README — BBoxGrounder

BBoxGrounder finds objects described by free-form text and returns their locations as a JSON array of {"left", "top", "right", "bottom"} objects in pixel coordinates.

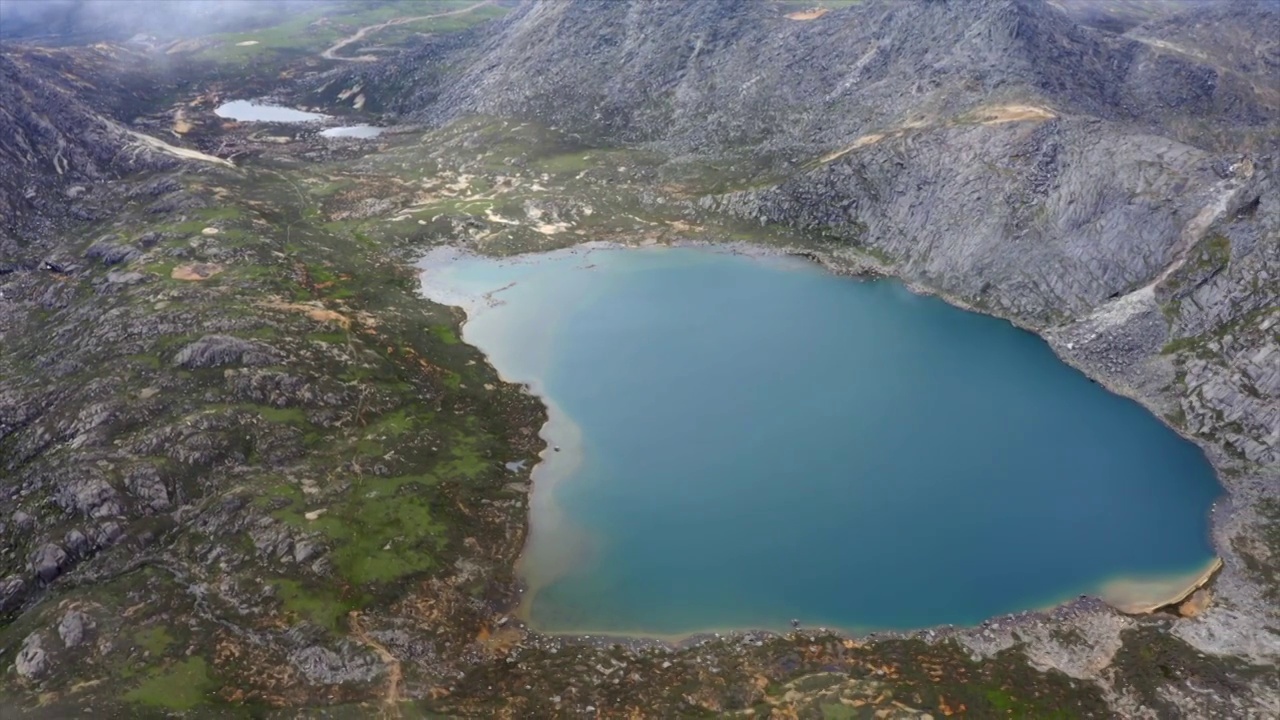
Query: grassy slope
[{"left": 192, "top": 0, "right": 505, "bottom": 67}]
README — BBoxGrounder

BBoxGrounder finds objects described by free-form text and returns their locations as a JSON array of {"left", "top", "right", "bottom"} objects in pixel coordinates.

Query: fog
[{"left": 0, "top": 0, "right": 341, "bottom": 41}]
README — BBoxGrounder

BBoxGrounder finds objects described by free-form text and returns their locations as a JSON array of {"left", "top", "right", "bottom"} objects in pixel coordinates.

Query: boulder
[
  {"left": 15, "top": 633, "right": 47, "bottom": 680},
  {"left": 125, "top": 465, "right": 170, "bottom": 511},
  {"left": 84, "top": 241, "right": 141, "bottom": 266},
  {"left": 289, "top": 643, "right": 383, "bottom": 685},
  {"left": 58, "top": 610, "right": 92, "bottom": 648},
  {"left": 173, "top": 335, "right": 278, "bottom": 369},
  {"left": 105, "top": 270, "right": 146, "bottom": 285},
  {"left": 52, "top": 471, "right": 119, "bottom": 518},
  {"left": 28, "top": 543, "right": 69, "bottom": 583},
  {"left": 0, "top": 575, "right": 27, "bottom": 613},
  {"left": 63, "top": 529, "right": 91, "bottom": 557}
]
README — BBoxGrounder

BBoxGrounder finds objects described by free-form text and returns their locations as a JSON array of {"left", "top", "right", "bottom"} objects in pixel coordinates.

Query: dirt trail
[
  {"left": 785, "top": 8, "right": 829, "bottom": 21},
  {"left": 974, "top": 104, "right": 1055, "bottom": 125},
  {"left": 349, "top": 611, "right": 403, "bottom": 717},
  {"left": 321, "top": 1, "right": 492, "bottom": 62},
  {"left": 124, "top": 128, "right": 235, "bottom": 168},
  {"left": 818, "top": 104, "right": 1055, "bottom": 165}
]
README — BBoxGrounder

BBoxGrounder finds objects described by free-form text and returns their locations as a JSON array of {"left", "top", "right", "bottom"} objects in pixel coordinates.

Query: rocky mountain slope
[
  {"left": 0, "top": 44, "right": 186, "bottom": 255},
  {"left": 386, "top": 0, "right": 1277, "bottom": 147},
  {"left": 349, "top": 0, "right": 1276, "bottom": 315}
]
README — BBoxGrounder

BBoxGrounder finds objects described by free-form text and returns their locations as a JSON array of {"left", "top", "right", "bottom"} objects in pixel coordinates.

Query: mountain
[
  {"left": 365, "top": 0, "right": 1276, "bottom": 146},
  {"left": 1, "top": 1, "right": 1277, "bottom": 717},
  {"left": 0, "top": 44, "right": 183, "bottom": 252},
  {"left": 327, "top": 0, "right": 1276, "bottom": 320}
]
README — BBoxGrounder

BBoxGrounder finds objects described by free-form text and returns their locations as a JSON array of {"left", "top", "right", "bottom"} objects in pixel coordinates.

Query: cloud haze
[{"left": 0, "top": 0, "right": 336, "bottom": 41}]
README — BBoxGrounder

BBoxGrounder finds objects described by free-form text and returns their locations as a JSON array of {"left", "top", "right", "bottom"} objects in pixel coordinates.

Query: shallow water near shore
[
  {"left": 319, "top": 125, "right": 385, "bottom": 139},
  {"left": 214, "top": 99, "right": 328, "bottom": 123},
  {"left": 419, "top": 245, "right": 1220, "bottom": 636}
]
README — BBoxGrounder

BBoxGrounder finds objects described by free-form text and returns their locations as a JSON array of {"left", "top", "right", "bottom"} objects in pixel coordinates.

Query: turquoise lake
[{"left": 419, "top": 246, "right": 1221, "bottom": 636}]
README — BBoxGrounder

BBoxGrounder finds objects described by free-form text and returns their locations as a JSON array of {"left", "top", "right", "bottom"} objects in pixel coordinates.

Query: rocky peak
[
  {"left": 326, "top": 0, "right": 1272, "bottom": 156},
  {"left": 0, "top": 45, "right": 179, "bottom": 247}
]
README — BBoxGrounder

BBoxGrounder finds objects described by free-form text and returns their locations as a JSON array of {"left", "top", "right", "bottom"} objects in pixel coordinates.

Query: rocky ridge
[{"left": 0, "top": 43, "right": 197, "bottom": 255}]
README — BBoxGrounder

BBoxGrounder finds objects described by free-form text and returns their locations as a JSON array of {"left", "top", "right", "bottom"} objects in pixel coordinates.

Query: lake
[{"left": 418, "top": 245, "right": 1220, "bottom": 637}]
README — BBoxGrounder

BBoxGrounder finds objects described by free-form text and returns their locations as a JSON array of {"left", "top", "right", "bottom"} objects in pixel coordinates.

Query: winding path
[
  {"left": 321, "top": 1, "right": 492, "bottom": 62},
  {"left": 348, "top": 611, "right": 404, "bottom": 716}
]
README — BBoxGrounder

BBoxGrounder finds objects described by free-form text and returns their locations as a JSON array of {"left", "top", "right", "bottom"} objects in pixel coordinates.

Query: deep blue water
[{"left": 420, "top": 246, "right": 1220, "bottom": 636}]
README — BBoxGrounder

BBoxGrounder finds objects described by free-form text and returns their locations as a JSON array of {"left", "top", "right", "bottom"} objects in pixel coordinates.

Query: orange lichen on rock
[
  {"left": 171, "top": 263, "right": 224, "bottom": 280},
  {"left": 260, "top": 298, "right": 353, "bottom": 328}
]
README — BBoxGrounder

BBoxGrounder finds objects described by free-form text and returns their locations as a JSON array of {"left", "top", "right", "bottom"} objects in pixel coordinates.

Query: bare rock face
[
  {"left": 0, "top": 46, "right": 176, "bottom": 243},
  {"left": 57, "top": 610, "right": 92, "bottom": 648},
  {"left": 52, "top": 469, "right": 121, "bottom": 518},
  {"left": 15, "top": 633, "right": 48, "bottom": 680},
  {"left": 368, "top": 0, "right": 1276, "bottom": 151},
  {"left": 712, "top": 122, "right": 1229, "bottom": 321},
  {"left": 28, "top": 543, "right": 70, "bottom": 584},
  {"left": 289, "top": 643, "right": 384, "bottom": 685},
  {"left": 0, "top": 575, "right": 27, "bottom": 613},
  {"left": 331, "top": 0, "right": 1277, "bottom": 330},
  {"left": 124, "top": 465, "right": 171, "bottom": 512},
  {"left": 173, "top": 335, "right": 280, "bottom": 369}
]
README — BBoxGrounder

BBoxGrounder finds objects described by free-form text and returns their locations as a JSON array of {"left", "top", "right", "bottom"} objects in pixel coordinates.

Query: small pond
[
  {"left": 214, "top": 99, "right": 328, "bottom": 123},
  {"left": 319, "top": 125, "right": 385, "bottom": 139}
]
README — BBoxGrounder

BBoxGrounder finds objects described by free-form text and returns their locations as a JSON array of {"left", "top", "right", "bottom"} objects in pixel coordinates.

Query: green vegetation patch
[
  {"left": 194, "top": 0, "right": 509, "bottom": 67},
  {"left": 431, "top": 325, "right": 461, "bottom": 345},
  {"left": 1161, "top": 335, "right": 1201, "bottom": 355},
  {"left": 253, "top": 405, "right": 309, "bottom": 425},
  {"left": 133, "top": 626, "right": 175, "bottom": 656},
  {"left": 819, "top": 703, "right": 857, "bottom": 720},
  {"left": 535, "top": 151, "right": 597, "bottom": 175},
  {"left": 309, "top": 331, "right": 351, "bottom": 344},
  {"left": 273, "top": 472, "right": 446, "bottom": 585},
  {"left": 439, "top": 430, "right": 495, "bottom": 481},
  {"left": 170, "top": 206, "right": 247, "bottom": 235},
  {"left": 272, "top": 578, "right": 364, "bottom": 632},
  {"left": 363, "top": 407, "right": 425, "bottom": 439},
  {"left": 1199, "top": 232, "right": 1231, "bottom": 268},
  {"left": 123, "top": 657, "right": 216, "bottom": 710}
]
